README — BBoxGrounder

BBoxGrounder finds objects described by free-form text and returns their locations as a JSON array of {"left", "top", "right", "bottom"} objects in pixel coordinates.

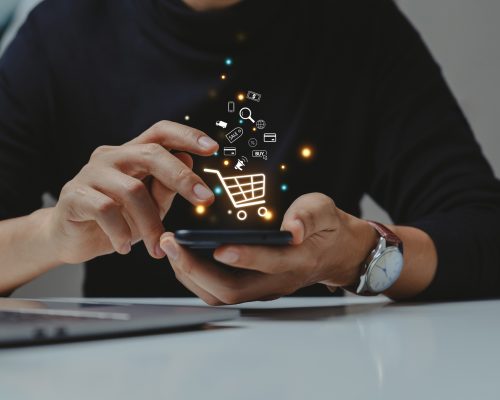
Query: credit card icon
[
  {"left": 263, "top": 133, "right": 277, "bottom": 143},
  {"left": 224, "top": 147, "right": 236, "bottom": 156},
  {"left": 226, "top": 127, "right": 244, "bottom": 143}
]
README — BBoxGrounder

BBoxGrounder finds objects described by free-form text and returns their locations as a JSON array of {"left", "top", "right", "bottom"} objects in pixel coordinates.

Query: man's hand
[
  {"left": 159, "top": 193, "right": 378, "bottom": 305},
  {"left": 45, "top": 121, "right": 218, "bottom": 265}
]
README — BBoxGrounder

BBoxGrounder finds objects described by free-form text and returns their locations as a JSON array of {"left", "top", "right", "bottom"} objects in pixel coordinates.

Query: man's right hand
[{"left": 45, "top": 121, "right": 218, "bottom": 265}]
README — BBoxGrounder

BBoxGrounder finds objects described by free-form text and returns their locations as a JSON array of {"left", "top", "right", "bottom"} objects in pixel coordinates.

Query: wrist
[
  {"left": 344, "top": 215, "right": 379, "bottom": 286},
  {"left": 27, "top": 208, "right": 64, "bottom": 272},
  {"left": 0, "top": 208, "right": 63, "bottom": 294}
]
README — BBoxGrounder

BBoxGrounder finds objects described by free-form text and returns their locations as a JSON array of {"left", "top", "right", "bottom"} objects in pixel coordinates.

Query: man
[{"left": 0, "top": 0, "right": 499, "bottom": 303}]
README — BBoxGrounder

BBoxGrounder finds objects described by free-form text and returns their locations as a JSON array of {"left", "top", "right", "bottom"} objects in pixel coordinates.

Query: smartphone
[{"left": 175, "top": 230, "right": 293, "bottom": 249}]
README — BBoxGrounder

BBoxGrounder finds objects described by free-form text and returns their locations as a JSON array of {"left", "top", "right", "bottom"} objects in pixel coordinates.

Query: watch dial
[{"left": 367, "top": 248, "right": 404, "bottom": 293}]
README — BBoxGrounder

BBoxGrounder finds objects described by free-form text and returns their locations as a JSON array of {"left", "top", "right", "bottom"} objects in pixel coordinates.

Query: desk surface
[{"left": 1, "top": 297, "right": 499, "bottom": 400}]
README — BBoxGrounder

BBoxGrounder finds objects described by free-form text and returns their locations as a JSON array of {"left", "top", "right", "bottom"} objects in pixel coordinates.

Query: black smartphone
[{"left": 175, "top": 230, "right": 293, "bottom": 249}]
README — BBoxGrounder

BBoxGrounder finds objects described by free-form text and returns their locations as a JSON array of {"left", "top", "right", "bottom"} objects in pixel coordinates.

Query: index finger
[{"left": 127, "top": 120, "right": 218, "bottom": 156}]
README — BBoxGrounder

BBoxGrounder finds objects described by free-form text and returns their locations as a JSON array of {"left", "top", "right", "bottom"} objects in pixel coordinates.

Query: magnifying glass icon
[{"left": 239, "top": 107, "right": 256, "bottom": 123}]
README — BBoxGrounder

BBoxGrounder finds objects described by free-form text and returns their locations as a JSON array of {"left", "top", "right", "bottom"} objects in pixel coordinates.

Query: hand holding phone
[{"left": 163, "top": 193, "right": 358, "bottom": 306}]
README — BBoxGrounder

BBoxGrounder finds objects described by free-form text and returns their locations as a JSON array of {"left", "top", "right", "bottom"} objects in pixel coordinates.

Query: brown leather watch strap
[{"left": 367, "top": 221, "right": 403, "bottom": 250}]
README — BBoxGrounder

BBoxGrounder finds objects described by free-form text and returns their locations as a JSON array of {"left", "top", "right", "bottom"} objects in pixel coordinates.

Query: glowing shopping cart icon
[{"left": 204, "top": 168, "right": 268, "bottom": 221}]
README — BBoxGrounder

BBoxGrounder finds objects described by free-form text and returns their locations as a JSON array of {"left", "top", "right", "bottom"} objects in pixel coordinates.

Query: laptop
[{"left": 0, "top": 298, "right": 239, "bottom": 346}]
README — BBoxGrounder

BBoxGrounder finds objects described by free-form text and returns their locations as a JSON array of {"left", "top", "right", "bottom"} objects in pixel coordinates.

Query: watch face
[{"left": 367, "top": 247, "right": 404, "bottom": 293}]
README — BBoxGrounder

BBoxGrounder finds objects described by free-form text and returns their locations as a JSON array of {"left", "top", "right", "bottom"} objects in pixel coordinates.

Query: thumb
[{"left": 281, "top": 193, "right": 338, "bottom": 245}]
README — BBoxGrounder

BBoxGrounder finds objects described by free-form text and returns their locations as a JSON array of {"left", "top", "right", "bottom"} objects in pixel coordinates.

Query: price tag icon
[{"left": 226, "top": 127, "right": 244, "bottom": 143}]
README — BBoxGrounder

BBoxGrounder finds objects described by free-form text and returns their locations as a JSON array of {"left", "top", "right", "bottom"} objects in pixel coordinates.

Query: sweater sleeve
[
  {"left": 367, "top": 1, "right": 500, "bottom": 300},
  {"left": 0, "top": 11, "right": 53, "bottom": 220}
]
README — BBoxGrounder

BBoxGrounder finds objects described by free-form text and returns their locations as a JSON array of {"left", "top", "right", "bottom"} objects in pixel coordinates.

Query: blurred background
[{"left": 3, "top": 0, "right": 499, "bottom": 298}]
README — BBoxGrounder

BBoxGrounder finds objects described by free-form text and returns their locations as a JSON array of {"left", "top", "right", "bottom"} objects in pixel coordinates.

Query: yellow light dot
[
  {"left": 184, "top": 115, "right": 190, "bottom": 121},
  {"left": 237, "top": 93, "right": 245, "bottom": 101},
  {"left": 227, "top": 210, "right": 233, "bottom": 215},
  {"left": 301, "top": 147, "right": 313, "bottom": 159},
  {"left": 195, "top": 205, "right": 206, "bottom": 215},
  {"left": 221, "top": 74, "right": 227, "bottom": 80},
  {"left": 264, "top": 211, "right": 274, "bottom": 221},
  {"left": 252, "top": 127, "right": 257, "bottom": 132},
  {"left": 223, "top": 159, "right": 230, "bottom": 166},
  {"left": 280, "top": 164, "right": 287, "bottom": 171}
]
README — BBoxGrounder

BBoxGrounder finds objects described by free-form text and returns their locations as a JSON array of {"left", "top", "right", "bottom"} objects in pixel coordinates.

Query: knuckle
[
  {"left": 152, "top": 120, "right": 170, "bottom": 133},
  {"left": 175, "top": 166, "right": 196, "bottom": 184},
  {"left": 141, "top": 142, "right": 164, "bottom": 157},
  {"left": 61, "top": 183, "right": 87, "bottom": 203},
  {"left": 90, "top": 145, "right": 113, "bottom": 160},
  {"left": 95, "top": 198, "right": 118, "bottom": 215},
  {"left": 59, "top": 185, "right": 86, "bottom": 219},
  {"left": 315, "top": 192, "right": 336, "bottom": 208},
  {"left": 181, "top": 125, "right": 200, "bottom": 141},
  {"left": 148, "top": 120, "right": 173, "bottom": 140},
  {"left": 123, "top": 179, "right": 147, "bottom": 197},
  {"left": 60, "top": 181, "right": 75, "bottom": 197}
]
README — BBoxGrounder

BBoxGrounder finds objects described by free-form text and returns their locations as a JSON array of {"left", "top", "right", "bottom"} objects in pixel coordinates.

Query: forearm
[
  {"left": 383, "top": 225, "right": 437, "bottom": 300},
  {"left": 0, "top": 208, "right": 61, "bottom": 295}
]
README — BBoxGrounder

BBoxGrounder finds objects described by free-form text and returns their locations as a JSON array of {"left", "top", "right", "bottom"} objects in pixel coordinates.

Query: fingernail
[
  {"left": 193, "top": 183, "right": 213, "bottom": 200},
  {"left": 155, "top": 243, "right": 166, "bottom": 258},
  {"left": 161, "top": 239, "right": 179, "bottom": 261},
  {"left": 216, "top": 249, "right": 240, "bottom": 264},
  {"left": 198, "top": 136, "right": 217, "bottom": 150}
]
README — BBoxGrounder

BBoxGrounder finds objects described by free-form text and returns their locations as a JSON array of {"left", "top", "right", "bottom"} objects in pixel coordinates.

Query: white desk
[{"left": 1, "top": 297, "right": 499, "bottom": 400}]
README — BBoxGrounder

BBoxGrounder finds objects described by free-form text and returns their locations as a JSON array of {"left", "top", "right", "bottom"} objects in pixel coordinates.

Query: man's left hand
[{"left": 160, "top": 193, "right": 378, "bottom": 305}]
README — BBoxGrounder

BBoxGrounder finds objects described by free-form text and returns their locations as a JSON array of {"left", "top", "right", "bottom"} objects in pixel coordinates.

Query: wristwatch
[{"left": 352, "top": 221, "right": 404, "bottom": 295}]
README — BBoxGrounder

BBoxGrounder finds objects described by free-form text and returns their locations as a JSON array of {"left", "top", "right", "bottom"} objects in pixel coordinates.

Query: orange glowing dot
[
  {"left": 252, "top": 127, "right": 257, "bottom": 132},
  {"left": 221, "top": 74, "right": 227, "bottom": 80},
  {"left": 264, "top": 211, "right": 274, "bottom": 221},
  {"left": 237, "top": 93, "right": 245, "bottom": 101},
  {"left": 301, "top": 147, "right": 313, "bottom": 159},
  {"left": 223, "top": 159, "right": 230, "bottom": 166},
  {"left": 280, "top": 164, "right": 287, "bottom": 171},
  {"left": 195, "top": 205, "right": 206, "bottom": 215}
]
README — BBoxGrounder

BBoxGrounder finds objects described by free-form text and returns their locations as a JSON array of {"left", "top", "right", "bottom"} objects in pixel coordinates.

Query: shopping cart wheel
[
  {"left": 258, "top": 207, "right": 268, "bottom": 217},
  {"left": 237, "top": 210, "right": 248, "bottom": 221}
]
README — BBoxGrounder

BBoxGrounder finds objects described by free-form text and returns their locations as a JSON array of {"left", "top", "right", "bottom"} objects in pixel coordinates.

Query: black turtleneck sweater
[{"left": 0, "top": 0, "right": 499, "bottom": 300}]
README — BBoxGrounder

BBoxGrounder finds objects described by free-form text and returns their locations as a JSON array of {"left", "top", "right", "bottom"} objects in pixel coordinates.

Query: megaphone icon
[{"left": 234, "top": 156, "right": 248, "bottom": 171}]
